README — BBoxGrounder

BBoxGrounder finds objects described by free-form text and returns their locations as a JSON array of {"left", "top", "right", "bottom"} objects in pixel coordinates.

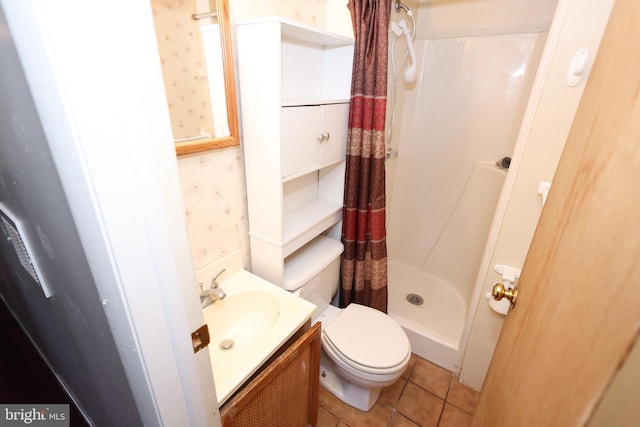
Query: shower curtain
[{"left": 340, "top": 0, "right": 391, "bottom": 313}]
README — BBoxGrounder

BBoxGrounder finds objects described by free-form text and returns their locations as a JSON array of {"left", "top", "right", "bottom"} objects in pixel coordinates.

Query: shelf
[
  {"left": 282, "top": 157, "right": 345, "bottom": 183},
  {"left": 283, "top": 198, "right": 342, "bottom": 257},
  {"left": 237, "top": 16, "right": 351, "bottom": 287},
  {"left": 282, "top": 98, "right": 350, "bottom": 107},
  {"left": 237, "top": 16, "right": 354, "bottom": 47}
]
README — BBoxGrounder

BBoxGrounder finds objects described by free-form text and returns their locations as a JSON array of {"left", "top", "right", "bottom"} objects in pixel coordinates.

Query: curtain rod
[{"left": 192, "top": 11, "right": 218, "bottom": 21}]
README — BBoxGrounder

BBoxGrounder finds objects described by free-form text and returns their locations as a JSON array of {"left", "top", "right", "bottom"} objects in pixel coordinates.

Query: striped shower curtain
[{"left": 340, "top": 0, "right": 391, "bottom": 313}]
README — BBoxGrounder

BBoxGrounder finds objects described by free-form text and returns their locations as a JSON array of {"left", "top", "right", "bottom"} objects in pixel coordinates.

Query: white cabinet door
[
  {"left": 281, "top": 103, "right": 350, "bottom": 178},
  {"left": 281, "top": 106, "right": 321, "bottom": 178},
  {"left": 319, "top": 103, "right": 349, "bottom": 166}
]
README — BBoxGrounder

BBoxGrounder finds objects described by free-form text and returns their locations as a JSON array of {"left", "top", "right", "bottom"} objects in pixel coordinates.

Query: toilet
[{"left": 284, "top": 236, "right": 411, "bottom": 411}]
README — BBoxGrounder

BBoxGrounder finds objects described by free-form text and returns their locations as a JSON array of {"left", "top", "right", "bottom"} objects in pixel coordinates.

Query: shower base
[{"left": 388, "top": 261, "right": 466, "bottom": 373}]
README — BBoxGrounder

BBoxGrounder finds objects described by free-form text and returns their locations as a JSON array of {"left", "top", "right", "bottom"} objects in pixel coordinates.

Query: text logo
[{"left": 0, "top": 405, "right": 69, "bottom": 426}]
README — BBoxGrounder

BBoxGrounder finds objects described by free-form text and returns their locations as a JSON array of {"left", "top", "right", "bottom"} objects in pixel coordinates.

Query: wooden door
[{"left": 473, "top": 1, "right": 640, "bottom": 425}]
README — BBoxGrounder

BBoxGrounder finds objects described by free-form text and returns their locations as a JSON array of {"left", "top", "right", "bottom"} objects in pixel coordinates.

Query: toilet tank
[{"left": 284, "top": 236, "right": 344, "bottom": 318}]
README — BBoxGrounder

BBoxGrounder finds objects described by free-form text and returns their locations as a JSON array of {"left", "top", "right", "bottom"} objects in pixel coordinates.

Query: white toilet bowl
[
  {"left": 316, "top": 303, "right": 411, "bottom": 411},
  {"left": 282, "top": 236, "right": 411, "bottom": 411}
]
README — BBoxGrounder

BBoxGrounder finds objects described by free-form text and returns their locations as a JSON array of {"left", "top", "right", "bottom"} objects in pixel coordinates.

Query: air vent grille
[{"left": 0, "top": 203, "right": 53, "bottom": 297}]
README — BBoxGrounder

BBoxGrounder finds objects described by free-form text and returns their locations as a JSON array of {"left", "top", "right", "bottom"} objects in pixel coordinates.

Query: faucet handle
[
  {"left": 211, "top": 268, "right": 226, "bottom": 286},
  {"left": 198, "top": 282, "right": 205, "bottom": 292}
]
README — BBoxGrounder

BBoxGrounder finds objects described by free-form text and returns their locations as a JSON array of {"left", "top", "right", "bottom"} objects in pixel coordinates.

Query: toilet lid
[{"left": 323, "top": 304, "right": 410, "bottom": 371}]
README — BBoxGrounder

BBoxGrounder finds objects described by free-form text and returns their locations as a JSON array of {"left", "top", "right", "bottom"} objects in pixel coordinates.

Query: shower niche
[{"left": 236, "top": 17, "right": 354, "bottom": 286}]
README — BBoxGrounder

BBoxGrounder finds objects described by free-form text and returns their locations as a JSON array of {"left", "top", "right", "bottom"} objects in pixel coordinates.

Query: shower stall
[{"left": 385, "top": 1, "right": 557, "bottom": 373}]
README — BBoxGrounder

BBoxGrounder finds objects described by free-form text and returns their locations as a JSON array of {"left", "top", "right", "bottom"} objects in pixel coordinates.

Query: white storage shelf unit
[{"left": 237, "top": 17, "right": 353, "bottom": 286}]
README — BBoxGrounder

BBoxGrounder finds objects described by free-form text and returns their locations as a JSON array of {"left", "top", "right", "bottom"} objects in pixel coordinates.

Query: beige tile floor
[{"left": 317, "top": 354, "right": 480, "bottom": 427}]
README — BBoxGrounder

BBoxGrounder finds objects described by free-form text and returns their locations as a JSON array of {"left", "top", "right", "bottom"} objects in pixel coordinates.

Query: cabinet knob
[{"left": 318, "top": 132, "right": 330, "bottom": 142}]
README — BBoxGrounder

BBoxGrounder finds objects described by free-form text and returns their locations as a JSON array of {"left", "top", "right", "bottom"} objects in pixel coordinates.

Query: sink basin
[
  {"left": 203, "top": 289, "right": 281, "bottom": 350},
  {"left": 196, "top": 257, "right": 316, "bottom": 406}
]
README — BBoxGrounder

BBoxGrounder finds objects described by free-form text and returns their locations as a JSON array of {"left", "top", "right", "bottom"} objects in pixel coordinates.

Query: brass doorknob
[{"left": 492, "top": 282, "right": 519, "bottom": 308}]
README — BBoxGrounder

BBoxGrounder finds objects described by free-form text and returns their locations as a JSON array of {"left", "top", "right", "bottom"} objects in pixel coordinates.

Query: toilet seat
[{"left": 322, "top": 304, "right": 411, "bottom": 376}]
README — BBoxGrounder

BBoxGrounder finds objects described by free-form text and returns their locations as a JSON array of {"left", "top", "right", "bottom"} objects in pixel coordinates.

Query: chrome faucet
[{"left": 199, "top": 268, "right": 227, "bottom": 308}]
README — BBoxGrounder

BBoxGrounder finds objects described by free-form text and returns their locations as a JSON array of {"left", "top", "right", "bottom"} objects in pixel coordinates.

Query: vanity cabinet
[
  {"left": 220, "top": 321, "right": 321, "bottom": 427},
  {"left": 236, "top": 17, "right": 354, "bottom": 287}
]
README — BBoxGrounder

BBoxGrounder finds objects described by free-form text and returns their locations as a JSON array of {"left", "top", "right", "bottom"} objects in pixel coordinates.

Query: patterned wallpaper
[
  {"left": 232, "top": 0, "right": 326, "bottom": 28},
  {"left": 176, "top": 1, "right": 352, "bottom": 272},
  {"left": 177, "top": 147, "right": 250, "bottom": 270},
  {"left": 150, "top": 0, "right": 215, "bottom": 140}
]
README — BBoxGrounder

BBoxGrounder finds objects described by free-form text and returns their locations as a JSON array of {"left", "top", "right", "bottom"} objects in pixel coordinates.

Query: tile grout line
[
  {"left": 436, "top": 378, "right": 453, "bottom": 426},
  {"left": 318, "top": 354, "right": 478, "bottom": 426},
  {"left": 385, "top": 377, "right": 410, "bottom": 427}
]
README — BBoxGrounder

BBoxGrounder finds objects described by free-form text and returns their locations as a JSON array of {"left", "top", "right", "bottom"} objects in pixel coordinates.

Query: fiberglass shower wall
[
  {"left": 385, "top": 0, "right": 555, "bottom": 371},
  {"left": 387, "top": 33, "right": 546, "bottom": 297}
]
